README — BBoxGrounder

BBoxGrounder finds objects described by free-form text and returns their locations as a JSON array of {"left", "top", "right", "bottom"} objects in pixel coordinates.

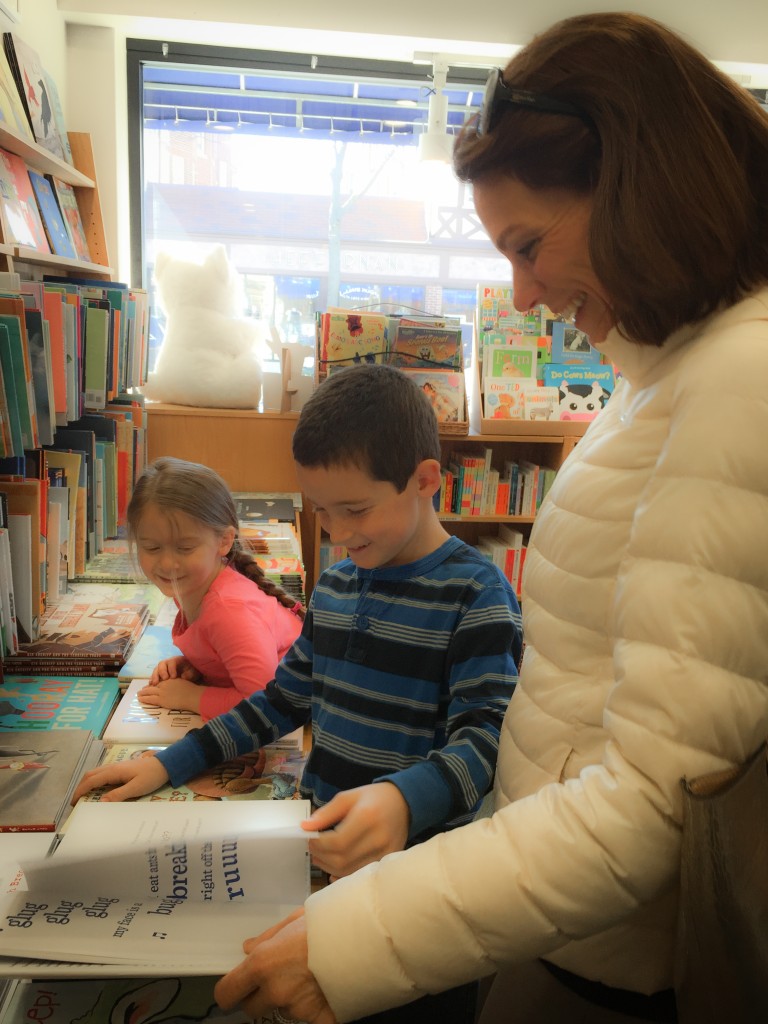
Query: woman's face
[{"left": 473, "top": 176, "right": 615, "bottom": 344}]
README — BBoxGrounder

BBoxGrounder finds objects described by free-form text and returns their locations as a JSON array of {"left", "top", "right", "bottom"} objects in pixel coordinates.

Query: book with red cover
[{"left": 0, "top": 148, "right": 49, "bottom": 251}]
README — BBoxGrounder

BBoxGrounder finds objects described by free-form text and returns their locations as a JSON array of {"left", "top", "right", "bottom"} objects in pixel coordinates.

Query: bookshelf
[
  {"left": 0, "top": 129, "right": 112, "bottom": 280},
  {"left": 145, "top": 402, "right": 315, "bottom": 583},
  {"left": 144, "top": 402, "right": 588, "bottom": 595}
]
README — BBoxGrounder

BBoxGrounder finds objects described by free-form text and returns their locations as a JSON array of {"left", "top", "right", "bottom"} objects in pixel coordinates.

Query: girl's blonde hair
[{"left": 127, "top": 457, "right": 305, "bottom": 619}]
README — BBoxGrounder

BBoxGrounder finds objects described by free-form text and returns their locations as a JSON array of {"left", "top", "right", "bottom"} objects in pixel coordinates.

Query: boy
[{"left": 73, "top": 363, "right": 521, "bottom": 880}]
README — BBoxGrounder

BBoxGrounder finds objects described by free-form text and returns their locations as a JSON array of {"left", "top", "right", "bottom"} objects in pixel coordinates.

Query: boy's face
[{"left": 297, "top": 459, "right": 443, "bottom": 570}]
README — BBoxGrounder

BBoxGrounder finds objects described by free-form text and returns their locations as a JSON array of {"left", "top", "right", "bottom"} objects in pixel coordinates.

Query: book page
[{"left": 0, "top": 801, "right": 313, "bottom": 970}]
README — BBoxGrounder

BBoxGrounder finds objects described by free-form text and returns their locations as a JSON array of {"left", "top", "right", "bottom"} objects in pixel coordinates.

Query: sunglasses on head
[{"left": 478, "top": 67, "right": 594, "bottom": 135}]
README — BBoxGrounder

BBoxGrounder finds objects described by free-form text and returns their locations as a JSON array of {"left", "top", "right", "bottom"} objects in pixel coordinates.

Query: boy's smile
[{"left": 296, "top": 460, "right": 448, "bottom": 570}]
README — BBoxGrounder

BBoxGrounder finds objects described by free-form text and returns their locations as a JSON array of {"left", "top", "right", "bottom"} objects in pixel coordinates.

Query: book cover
[
  {"left": 543, "top": 363, "right": 615, "bottom": 421},
  {"left": 0, "top": 149, "right": 49, "bottom": 251},
  {"left": 1, "top": 598, "right": 149, "bottom": 674},
  {"left": 402, "top": 368, "right": 466, "bottom": 424},
  {"left": 116, "top": 623, "right": 182, "bottom": 685},
  {"left": 482, "top": 342, "right": 538, "bottom": 382},
  {"left": 0, "top": 727, "right": 98, "bottom": 833},
  {"left": 1, "top": 34, "right": 68, "bottom": 162},
  {"left": 549, "top": 321, "right": 602, "bottom": 365},
  {"left": 0, "top": 800, "right": 311, "bottom": 972},
  {"left": 0, "top": 675, "right": 120, "bottom": 736},
  {"left": 0, "top": 43, "right": 34, "bottom": 140},
  {"left": 232, "top": 490, "right": 302, "bottom": 525},
  {"left": 0, "top": 525, "right": 19, "bottom": 655},
  {"left": 102, "top": 675, "right": 204, "bottom": 744},
  {"left": 27, "top": 170, "right": 76, "bottom": 258},
  {"left": 388, "top": 324, "right": 462, "bottom": 369},
  {"left": 48, "top": 177, "right": 91, "bottom": 262},
  {"left": 483, "top": 377, "right": 536, "bottom": 420},
  {"left": 0, "top": 309, "right": 38, "bottom": 450},
  {"left": 318, "top": 310, "right": 389, "bottom": 380},
  {"left": 0, "top": 322, "right": 23, "bottom": 457},
  {"left": 523, "top": 386, "right": 560, "bottom": 422},
  {"left": 0, "top": 977, "right": 258, "bottom": 1022},
  {"left": 80, "top": 740, "right": 306, "bottom": 804}
]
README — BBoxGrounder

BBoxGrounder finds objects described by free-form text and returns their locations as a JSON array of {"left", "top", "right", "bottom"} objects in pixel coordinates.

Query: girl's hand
[
  {"left": 138, "top": 677, "right": 203, "bottom": 714},
  {"left": 71, "top": 755, "right": 169, "bottom": 803},
  {"left": 149, "top": 656, "right": 200, "bottom": 684}
]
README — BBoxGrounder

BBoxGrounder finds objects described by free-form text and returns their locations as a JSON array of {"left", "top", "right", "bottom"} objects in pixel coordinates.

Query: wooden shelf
[
  {"left": 0, "top": 124, "right": 95, "bottom": 188},
  {"left": 13, "top": 246, "right": 113, "bottom": 278}
]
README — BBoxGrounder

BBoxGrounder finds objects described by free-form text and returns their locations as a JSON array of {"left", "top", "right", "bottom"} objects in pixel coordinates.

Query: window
[{"left": 127, "top": 41, "right": 511, "bottom": 373}]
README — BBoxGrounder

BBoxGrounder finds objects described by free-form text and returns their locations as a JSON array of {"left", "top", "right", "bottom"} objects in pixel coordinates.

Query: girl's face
[
  {"left": 472, "top": 176, "right": 615, "bottom": 344},
  {"left": 134, "top": 503, "right": 234, "bottom": 614}
]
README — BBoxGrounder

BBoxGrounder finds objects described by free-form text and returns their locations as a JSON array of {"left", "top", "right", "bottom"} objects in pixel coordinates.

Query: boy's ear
[{"left": 414, "top": 458, "right": 443, "bottom": 498}]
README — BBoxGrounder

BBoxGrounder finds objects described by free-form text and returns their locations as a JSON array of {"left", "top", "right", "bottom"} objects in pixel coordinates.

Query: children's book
[
  {"left": 0, "top": 727, "right": 101, "bottom": 833},
  {"left": 101, "top": 676, "right": 204, "bottom": 744},
  {"left": 0, "top": 976, "right": 261, "bottom": 1022},
  {"left": 0, "top": 799, "right": 312, "bottom": 974},
  {"left": 1, "top": 34, "right": 68, "bottom": 163},
  {"left": 103, "top": 676, "right": 306, "bottom": 751},
  {"left": 1, "top": 598, "right": 150, "bottom": 676},
  {"left": 388, "top": 323, "right": 462, "bottom": 370},
  {"left": 523, "top": 386, "right": 560, "bottom": 422},
  {"left": 27, "top": 170, "right": 76, "bottom": 259},
  {"left": 549, "top": 321, "right": 602, "bottom": 365},
  {"left": 79, "top": 740, "right": 307, "bottom": 804},
  {"left": 0, "top": 44, "right": 33, "bottom": 141},
  {"left": 402, "top": 368, "right": 466, "bottom": 424},
  {"left": 0, "top": 149, "right": 49, "bottom": 251},
  {"left": 482, "top": 342, "right": 538, "bottom": 382},
  {"left": 116, "top": 623, "right": 182, "bottom": 686},
  {"left": 542, "top": 363, "right": 616, "bottom": 422},
  {"left": 483, "top": 377, "right": 536, "bottom": 420},
  {"left": 0, "top": 675, "right": 121, "bottom": 736},
  {"left": 48, "top": 176, "right": 91, "bottom": 262},
  {"left": 317, "top": 310, "right": 389, "bottom": 381}
]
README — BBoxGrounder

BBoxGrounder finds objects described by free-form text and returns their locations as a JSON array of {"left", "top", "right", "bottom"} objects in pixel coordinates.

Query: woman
[{"left": 213, "top": 13, "right": 768, "bottom": 1023}]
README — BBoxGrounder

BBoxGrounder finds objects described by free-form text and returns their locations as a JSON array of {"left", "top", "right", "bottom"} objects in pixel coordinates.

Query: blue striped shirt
[{"left": 156, "top": 535, "right": 522, "bottom": 840}]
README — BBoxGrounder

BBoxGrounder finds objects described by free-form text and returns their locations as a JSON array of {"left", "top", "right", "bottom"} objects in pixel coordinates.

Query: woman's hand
[{"left": 214, "top": 909, "right": 337, "bottom": 1024}]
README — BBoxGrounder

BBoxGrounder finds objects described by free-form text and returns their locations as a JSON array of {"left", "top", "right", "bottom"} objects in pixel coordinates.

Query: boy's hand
[
  {"left": 70, "top": 755, "right": 170, "bottom": 804},
  {"left": 150, "top": 656, "right": 200, "bottom": 684},
  {"left": 138, "top": 677, "right": 203, "bottom": 714},
  {"left": 302, "top": 782, "right": 409, "bottom": 878},
  {"left": 214, "top": 909, "right": 336, "bottom": 1024}
]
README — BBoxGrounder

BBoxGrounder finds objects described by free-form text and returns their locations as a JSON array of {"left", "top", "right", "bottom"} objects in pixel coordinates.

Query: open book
[{"left": 0, "top": 800, "right": 312, "bottom": 978}]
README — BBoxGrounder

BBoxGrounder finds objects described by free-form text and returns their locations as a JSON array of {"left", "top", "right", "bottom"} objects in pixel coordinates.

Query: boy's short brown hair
[{"left": 292, "top": 364, "right": 441, "bottom": 492}]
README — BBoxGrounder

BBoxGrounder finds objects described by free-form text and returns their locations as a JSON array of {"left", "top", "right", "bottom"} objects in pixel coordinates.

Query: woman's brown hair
[
  {"left": 127, "top": 457, "right": 305, "bottom": 619},
  {"left": 454, "top": 12, "right": 768, "bottom": 346}
]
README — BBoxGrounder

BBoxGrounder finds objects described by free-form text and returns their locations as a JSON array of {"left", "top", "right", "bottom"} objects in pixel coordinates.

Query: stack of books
[{"left": 1, "top": 595, "right": 150, "bottom": 676}]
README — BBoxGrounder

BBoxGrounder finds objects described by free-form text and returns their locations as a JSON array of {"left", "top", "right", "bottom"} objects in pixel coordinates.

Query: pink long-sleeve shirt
[{"left": 171, "top": 565, "right": 302, "bottom": 721}]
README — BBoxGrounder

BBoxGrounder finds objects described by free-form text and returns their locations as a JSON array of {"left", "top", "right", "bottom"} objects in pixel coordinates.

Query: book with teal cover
[{"left": 0, "top": 675, "right": 121, "bottom": 736}]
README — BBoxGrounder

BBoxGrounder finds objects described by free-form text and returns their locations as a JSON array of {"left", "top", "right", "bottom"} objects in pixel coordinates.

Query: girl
[{"left": 127, "top": 456, "right": 304, "bottom": 721}]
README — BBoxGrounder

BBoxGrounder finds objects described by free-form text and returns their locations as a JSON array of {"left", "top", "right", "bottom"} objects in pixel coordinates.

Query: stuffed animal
[{"left": 142, "top": 246, "right": 263, "bottom": 408}]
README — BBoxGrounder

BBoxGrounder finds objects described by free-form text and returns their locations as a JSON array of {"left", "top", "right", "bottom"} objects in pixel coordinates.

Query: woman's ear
[{"left": 414, "top": 458, "right": 443, "bottom": 498}]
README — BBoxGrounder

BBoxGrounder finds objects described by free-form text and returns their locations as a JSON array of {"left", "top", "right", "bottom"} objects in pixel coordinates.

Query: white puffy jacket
[{"left": 305, "top": 289, "right": 768, "bottom": 1022}]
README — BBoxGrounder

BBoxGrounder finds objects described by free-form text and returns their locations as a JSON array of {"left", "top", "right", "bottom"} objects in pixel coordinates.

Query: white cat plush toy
[{"left": 142, "top": 246, "right": 263, "bottom": 408}]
